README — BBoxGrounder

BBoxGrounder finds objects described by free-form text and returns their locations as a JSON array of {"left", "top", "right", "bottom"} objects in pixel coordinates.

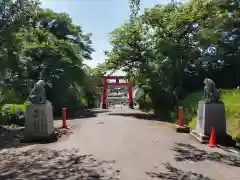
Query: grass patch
[{"left": 182, "top": 89, "right": 240, "bottom": 140}]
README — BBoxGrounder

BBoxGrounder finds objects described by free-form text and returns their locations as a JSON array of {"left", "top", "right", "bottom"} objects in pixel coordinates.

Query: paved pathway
[{"left": 1, "top": 107, "right": 240, "bottom": 180}]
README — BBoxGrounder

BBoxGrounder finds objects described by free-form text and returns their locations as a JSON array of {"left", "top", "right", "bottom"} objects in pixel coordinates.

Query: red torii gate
[{"left": 102, "top": 76, "right": 133, "bottom": 109}]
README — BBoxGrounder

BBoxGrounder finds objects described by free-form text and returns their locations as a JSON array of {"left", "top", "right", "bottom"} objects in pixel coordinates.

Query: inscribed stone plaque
[
  {"left": 25, "top": 102, "right": 54, "bottom": 138},
  {"left": 195, "top": 101, "right": 226, "bottom": 137}
]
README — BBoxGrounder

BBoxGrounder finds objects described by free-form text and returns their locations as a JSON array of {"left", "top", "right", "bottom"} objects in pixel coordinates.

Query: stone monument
[
  {"left": 190, "top": 78, "right": 228, "bottom": 143},
  {"left": 23, "top": 80, "right": 57, "bottom": 142}
]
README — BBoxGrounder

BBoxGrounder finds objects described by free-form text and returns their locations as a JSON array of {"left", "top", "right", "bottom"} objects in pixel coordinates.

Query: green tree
[
  {"left": 106, "top": 0, "right": 240, "bottom": 120},
  {"left": 0, "top": 0, "right": 98, "bottom": 115}
]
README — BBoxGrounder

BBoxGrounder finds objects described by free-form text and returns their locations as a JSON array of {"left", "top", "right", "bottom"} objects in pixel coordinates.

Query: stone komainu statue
[
  {"left": 27, "top": 80, "right": 47, "bottom": 104},
  {"left": 203, "top": 78, "right": 221, "bottom": 103}
]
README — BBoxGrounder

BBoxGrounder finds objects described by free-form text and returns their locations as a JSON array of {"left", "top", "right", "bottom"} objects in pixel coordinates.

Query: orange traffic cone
[{"left": 208, "top": 127, "right": 216, "bottom": 147}]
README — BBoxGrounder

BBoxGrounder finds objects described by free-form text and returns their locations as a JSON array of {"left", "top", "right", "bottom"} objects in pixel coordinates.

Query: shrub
[
  {"left": 135, "top": 91, "right": 152, "bottom": 110},
  {"left": 0, "top": 110, "right": 8, "bottom": 125},
  {"left": 81, "top": 96, "right": 87, "bottom": 107},
  {"left": 1, "top": 103, "right": 27, "bottom": 126}
]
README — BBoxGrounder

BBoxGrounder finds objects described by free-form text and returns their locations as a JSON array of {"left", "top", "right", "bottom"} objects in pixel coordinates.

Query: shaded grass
[{"left": 182, "top": 89, "right": 240, "bottom": 140}]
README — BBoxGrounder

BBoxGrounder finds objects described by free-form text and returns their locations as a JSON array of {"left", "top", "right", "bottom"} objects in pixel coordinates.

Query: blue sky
[{"left": 40, "top": 0, "right": 171, "bottom": 67}]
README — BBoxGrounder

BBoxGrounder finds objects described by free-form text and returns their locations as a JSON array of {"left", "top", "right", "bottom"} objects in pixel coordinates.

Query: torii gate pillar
[{"left": 102, "top": 76, "right": 133, "bottom": 109}]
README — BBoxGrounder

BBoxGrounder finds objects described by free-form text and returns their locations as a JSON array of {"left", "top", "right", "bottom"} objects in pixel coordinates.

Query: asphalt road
[{"left": 0, "top": 107, "right": 240, "bottom": 180}]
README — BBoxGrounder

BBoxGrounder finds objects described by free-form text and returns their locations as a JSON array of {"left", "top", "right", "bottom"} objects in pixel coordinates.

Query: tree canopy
[
  {"left": 0, "top": 0, "right": 97, "bottom": 114},
  {"left": 1, "top": 0, "right": 240, "bottom": 120},
  {"left": 106, "top": 0, "right": 240, "bottom": 119}
]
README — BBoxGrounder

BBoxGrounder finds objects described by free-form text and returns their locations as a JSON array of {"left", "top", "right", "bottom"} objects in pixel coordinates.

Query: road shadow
[
  {"left": 0, "top": 126, "right": 73, "bottom": 150},
  {"left": 54, "top": 109, "right": 110, "bottom": 120},
  {"left": 146, "top": 162, "right": 212, "bottom": 180},
  {"left": 0, "top": 148, "right": 120, "bottom": 180},
  {"left": 108, "top": 112, "right": 160, "bottom": 121},
  {"left": 0, "top": 126, "right": 28, "bottom": 150},
  {"left": 172, "top": 143, "right": 240, "bottom": 167}
]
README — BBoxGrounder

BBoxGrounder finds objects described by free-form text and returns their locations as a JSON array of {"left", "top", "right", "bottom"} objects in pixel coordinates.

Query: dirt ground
[{"left": 0, "top": 107, "right": 240, "bottom": 180}]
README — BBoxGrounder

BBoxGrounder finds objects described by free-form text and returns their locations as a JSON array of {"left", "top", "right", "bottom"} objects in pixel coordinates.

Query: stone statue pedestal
[
  {"left": 190, "top": 100, "right": 229, "bottom": 144},
  {"left": 23, "top": 102, "right": 57, "bottom": 142}
]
